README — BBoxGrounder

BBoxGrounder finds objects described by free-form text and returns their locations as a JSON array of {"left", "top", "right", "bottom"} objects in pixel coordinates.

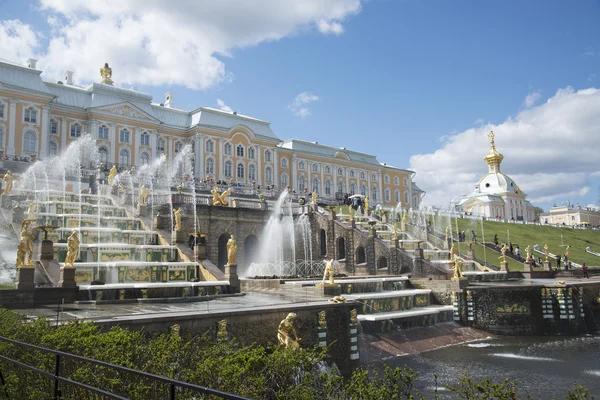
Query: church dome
[
  {"left": 484, "top": 147, "right": 504, "bottom": 164},
  {"left": 477, "top": 172, "right": 517, "bottom": 194}
]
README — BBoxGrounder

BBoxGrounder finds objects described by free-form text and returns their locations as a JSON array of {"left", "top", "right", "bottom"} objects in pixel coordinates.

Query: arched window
[
  {"left": 206, "top": 158, "right": 215, "bottom": 175},
  {"left": 0, "top": 101, "right": 5, "bottom": 119},
  {"left": 237, "top": 163, "right": 245, "bottom": 179},
  {"left": 337, "top": 167, "right": 343, "bottom": 176},
  {"left": 248, "top": 164, "right": 256, "bottom": 180},
  {"left": 394, "top": 176, "right": 400, "bottom": 185},
  {"left": 281, "top": 158, "right": 288, "bottom": 168},
  {"left": 119, "top": 149, "right": 129, "bottom": 166},
  {"left": 98, "top": 125, "right": 109, "bottom": 139},
  {"left": 206, "top": 139, "right": 214, "bottom": 153},
  {"left": 0, "top": 126, "right": 4, "bottom": 149},
  {"left": 23, "top": 130, "right": 37, "bottom": 153},
  {"left": 189, "top": 140, "right": 195, "bottom": 153},
  {"left": 281, "top": 173, "right": 288, "bottom": 188},
  {"left": 403, "top": 177, "right": 408, "bottom": 186},
  {"left": 371, "top": 186, "right": 378, "bottom": 202},
  {"left": 141, "top": 152, "right": 150, "bottom": 165},
  {"left": 120, "top": 129, "right": 130, "bottom": 143},
  {"left": 224, "top": 142, "right": 232, "bottom": 155},
  {"left": 395, "top": 189, "right": 400, "bottom": 203},
  {"left": 50, "top": 119, "right": 58, "bottom": 135},
  {"left": 350, "top": 183, "right": 357, "bottom": 195},
  {"left": 371, "top": 173, "right": 378, "bottom": 182},
  {"left": 298, "top": 175, "right": 306, "bottom": 192},
  {"left": 384, "top": 175, "right": 390, "bottom": 184},
  {"left": 248, "top": 147, "right": 255, "bottom": 159},
  {"left": 360, "top": 171, "right": 366, "bottom": 180},
  {"left": 70, "top": 123, "right": 82, "bottom": 138},
  {"left": 325, "top": 180, "right": 332, "bottom": 196},
  {"left": 24, "top": 107, "right": 37, "bottom": 123},
  {"left": 265, "top": 167, "right": 272, "bottom": 182},
  {"left": 404, "top": 191, "right": 409, "bottom": 204},
  {"left": 312, "top": 177, "right": 320, "bottom": 193},
  {"left": 298, "top": 161, "right": 305, "bottom": 170},
  {"left": 48, "top": 141, "right": 58, "bottom": 157},
  {"left": 361, "top": 185, "right": 367, "bottom": 196},
  {"left": 324, "top": 165, "right": 331, "bottom": 174},
  {"left": 236, "top": 144, "right": 244, "bottom": 157},
  {"left": 99, "top": 147, "right": 108, "bottom": 164},
  {"left": 141, "top": 132, "right": 150, "bottom": 146},
  {"left": 157, "top": 138, "right": 165, "bottom": 152},
  {"left": 350, "top": 169, "right": 355, "bottom": 178},
  {"left": 337, "top": 181, "right": 344, "bottom": 194},
  {"left": 224, "top": 160, "right": 233, "bottom": 178},
  {"left": 385, "top": 188, "right": 390, "bottom": 202},
  {"left": 174, "top": 141, "right": 183, "bottom": 153},
  {"left": 312, "top": 163, "right": 319, "bottom": 173},
  {"left": 264, "top": 149, "right": 272, "bottom": 162}
]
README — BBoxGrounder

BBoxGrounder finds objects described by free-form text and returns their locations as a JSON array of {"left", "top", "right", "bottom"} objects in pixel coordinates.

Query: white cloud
[
  {"left": 473, "top": 118, "right": 484, "bottom": 126},
  {"left": 288, "top": 91, "right": 320, "bottom": 117},
  {"left": 0, "top": 0, "right": 361, "bottom": 89},
  {"left": 216, "top": 99, "right": 233, "bottom": 112},
  {"left": 523, "top": 91, "right": 541, "bottom": 108},
  {"left": 410, "top": 87, "right": 600, "bottom": 209}
]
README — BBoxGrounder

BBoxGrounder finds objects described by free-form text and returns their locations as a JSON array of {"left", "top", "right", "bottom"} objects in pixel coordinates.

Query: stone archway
[
  {"left": 336, "top": 237, "right": 346, "bottom": 260},
  {"left": 244, "top": 235, "right": 259, "bottom": 268},
  {"left": 320, "top": 229, "right": 327, "bottom": 256},
  {"left": 356, "top": 246, "right": 366, "bottom": 264},
  {"left": 217, "top": 233, "right": 231, "bottom": 270},
  {"left": 377, "top": 256, "right": 388, "bottom": 271}
]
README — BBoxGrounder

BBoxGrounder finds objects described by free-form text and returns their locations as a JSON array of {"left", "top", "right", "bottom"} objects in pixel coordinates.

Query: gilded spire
[
  {"left": 484, "top": 130, "right": 503, "bottom": 173},
  {"left": 100, "top": 63, "right": 114, "bottom": 85}
]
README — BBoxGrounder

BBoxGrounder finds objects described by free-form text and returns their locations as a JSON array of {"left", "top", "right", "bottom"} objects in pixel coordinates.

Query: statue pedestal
[
  {"left": 543, "top": 261, "right": 552, "bottom": 271},
  {"left": 467, "top": 249, "right": 475, "bottom": 259},
  {"left": 414, "top": 248, "right": 424, "bottom": 259},
  {"left": 500, "top": 261, "right": 509, "bottom": 272},
  {"left": 15, "top": 266, "right": 35, "bottom": 290},
  {"left": 155, "top": 214, "right": 167, "bottom": 229},
  {"left": 316, "top": 283, "right": 341, "bottom": 297},
  {"left": 224, "top": 263, "right": 239, "bottom": 294},
  {"left": 522, "top": 262, "right": 532, "bottom": 273},
  {"left": 58, "top": 267, "right": 77, "bottom": 288},
  {"left": 194, "top": 245, "right": 207, "bottom": 261},
  {"left": 38, "top": 239, "right": 54, "bottom": 261},
  {"left": 450, "top": 277, "right": 469, "bottom": 289},
  {"left": 172, "top": 230, "right": 186, "bottom": 244},
  {"left": 137, "top": 204, "right": 148, "bottom": 217},
  {"left": 260, "top": 201, "right": 268, "bottom": 211}
]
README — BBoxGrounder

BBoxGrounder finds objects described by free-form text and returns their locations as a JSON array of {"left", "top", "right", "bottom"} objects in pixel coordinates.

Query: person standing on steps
[{"left": 582, "top": 262, "right": 589, "bottom": 279}]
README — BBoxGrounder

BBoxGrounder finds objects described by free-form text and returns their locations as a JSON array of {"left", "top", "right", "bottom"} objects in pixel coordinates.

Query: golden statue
[
  {"left": 277, "top": 312, "right": 301, "bottom": 350},
  {"left": 16, "top": 220, "right": 35, "bottom": 267},
  {"left": 2, "top": 170, "right": 14, "bottom": 195},
  {"left": 449, "top": 243, "right": 458, "bottom": 262},
  {"left": 227, "top": 235, "right": 237, "bottom": 265},
  {"left": 27, "top": 200, "right": 38, "bottom": 219},
  {"left": 349, "top": 206, "right": 355, "bottom": 221},
  {"left": 211, "top": 186, "right": 220, "bottom": 205},
  {"left": 565, "top": 245, "right": 570, "bottom": 260},
  {"left": 100, "top": 62, "right": 114, "bottom": 85},
  {"left": 176, "top": 184, "right": 183, "bottom": 194},
  {"left": 525, "top": 245, "right": 531, "bottom": 262},
  {"left": 329, "top": 296, "right": 346, "bottom": 303},
  {"left": 393, "top": 225, "right": 398, "bottom": 241},
  {"left": 488, "top": 130, "right": 496, "bottom": 147},
  {"left": 170, "top": 324, "right": 181, "bottom": 339},
  {"left": 107, "top": 165, "right": 117, "bottom": 185},
  {"left": 318, "top": 311, "right": 327, "bottom": 328},
  {"left": 219, "top": 188, "right": 231, "bottom": 207},
  {"left": 174, "top": 208, "right": 182, "bottom": 231},
  {"left": 544, "top": 244, "right": 549, "bottom": 262},
  {"left": 217, "top": 319, "right": 228, "bottom": 341},
  {"left": 65, "top": 230, "right": 80, "bottom": 267},
  {"left": 138, "top": 184, "right": 148, "bottom": 206},
  {"left": 312, "top": 190, "right": 318, "bottom": 205},
  {"left": 258, "top": 193, "right": 265, "bottom": 202},
  {"left": 350, "top": 309, "right": 358, "bottom": 324},
  {"left": 453, "top": 258, "right": 463, "bottom": 279},
  {"left": 499, "top": 244, "right": 508, "bottom": 263},
  {"left": 211, "top": 187, "right": 231, "bottom": 206},
  {"left": 322, "top": 259, "right": 335, "bottom": 285},
  {"left": 401, "top": 209, "right": 407, "bottom": 232},
  {"left": 364, "top": 196, "right": 369, "bottom": 211}
]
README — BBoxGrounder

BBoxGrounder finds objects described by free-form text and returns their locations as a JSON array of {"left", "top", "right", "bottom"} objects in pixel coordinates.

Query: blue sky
[{"left": 1, "top": 0, "right": 599, "bottom": 210}]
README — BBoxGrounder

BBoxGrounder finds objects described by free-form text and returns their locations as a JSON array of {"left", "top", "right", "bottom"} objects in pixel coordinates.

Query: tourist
[
  {"left": 493, "top": 234, "right": 498, "bottom": 247},
  {"left": 509, "top": 242, "right": 514, "bottom": 254},
  {"left": 556, "top": 255, "right": 561, "bottom": 270},
  {"left": 471, "top": 230, "right": 476, "bottom": 242},
  {"left": 582, "top": 263, "right": 589, "bottom": 278},
  {"left": 515, "top": 246, "right": 521, "bottom": 260},
  {"left": 565, "top": 258, "right": 569, "bottom": 271}
]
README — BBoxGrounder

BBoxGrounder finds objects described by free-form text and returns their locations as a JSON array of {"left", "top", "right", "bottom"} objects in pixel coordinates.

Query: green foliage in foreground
[{"left": 0, "top": 309, "right": 593, "bottom": 399}]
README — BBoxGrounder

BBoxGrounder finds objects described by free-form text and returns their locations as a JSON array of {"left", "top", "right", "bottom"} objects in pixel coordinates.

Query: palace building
[
  {"left": 457, "top": 131, "right": 536, "bottom": 221},
  {"left": 0, "top": 58, "right": 424, "bottom": 209}
]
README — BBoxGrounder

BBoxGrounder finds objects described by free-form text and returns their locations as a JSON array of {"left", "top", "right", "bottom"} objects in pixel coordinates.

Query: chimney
[
  {"left": 27, "top": 58, "right": 37, "bottom": 69},
  {"left": 165, "top": 92, "right": 173, "bottom": 108},
  {"left": 64, "top": 71, "right": 74, "bottom": 85}
]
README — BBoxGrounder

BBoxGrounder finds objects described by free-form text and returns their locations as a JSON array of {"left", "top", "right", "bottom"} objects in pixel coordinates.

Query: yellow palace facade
[{"left": 0, "top": 58, "right": 424, "bottom": 209}]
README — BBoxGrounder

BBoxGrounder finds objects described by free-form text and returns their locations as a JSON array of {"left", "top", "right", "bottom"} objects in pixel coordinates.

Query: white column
[
  {"left": 307, "top": 161, "right": 311, "bottom": 193},
  {"left": 367, "top": 171, "right": 371, "bottom": 201},
  {"left": 40, "top": 105, "right": 49, "bottom": 159},
  {"left": 218, "top": 138, "right": 224, "bottom": 181},
  {"left": 60, "top": 117, "right": 68, "bottom": 156},
  {"left": 134, "top": 129, "right": 141, "bottom": 167},
  {"left": 256, "top": 145, "right": 262, "bottom": 186},
  {"left": 110, "top": 123, "right": 117, "bottom": 164},
  {"left": 273, "top": 148, "right": 279, "bottom": 188},
  {"left": 345, "top": 169, "right": 350, "bottom": 195},
  {"left": 333, "top": 164, "right": 338, "bottom": 199},
  {"left": 378, "top": 169, "right": 383, "bottom": 205},
  {"left": 320, "top": 163, "right": 324, "bottom": 195},
  {"left": 291, "top": 154, "right": 297, "bottom": 191},
  {"left": 196, "top": 133, "right": 204, "bottom": 178},
  {"left": 150, "top": 130, "right": 157, "bottom": 161},
  {"left": 90, "top": 120, "right": 98, "bottom": 140},
  {"left": 408, "top": 173, "right": 414, "bottom": 208},
  {"left": 7, "top": 100, "right": 18, "bottom": 156}
]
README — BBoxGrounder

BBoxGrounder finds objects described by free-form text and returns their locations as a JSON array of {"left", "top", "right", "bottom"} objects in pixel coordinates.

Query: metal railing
[{"left": 0, "top": 335, "right": 248, "bottom": 400}]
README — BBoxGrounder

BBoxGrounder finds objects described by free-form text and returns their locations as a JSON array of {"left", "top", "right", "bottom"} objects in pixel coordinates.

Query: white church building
[{"left": 457, "top": 131, "right": 536, "bottom": 222}]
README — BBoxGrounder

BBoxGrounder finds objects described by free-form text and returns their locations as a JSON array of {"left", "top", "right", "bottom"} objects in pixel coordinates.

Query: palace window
[
  {"left": 337, "top": 167, "right": 343, "bottom": 176},
  {"left": 394, "top": 176, "right": 400, "bottom": 185},
  {"left": 337, "top": 181, "right": 344, "bottom": 194},
  {"left": 23, "top": 130, "right": 37, "bottom": 153},
  {"left": 174, "top": 141, "right": 183, "bottom": 153},
  {"left": 298, "top": 176, "right": 306, "bottom": 192},
  {"left": 206, "top": 158, "right": 215, "bottom": 175},
  {"left": 384, "top": 175, "right": 390, "bottom": 184},
  {"left": 249, "top": 164, "right": 256, "bottom": 180},
  {"left": 371, "top": 173, "right": 378, "bottom": 182},
  {"left": 224, "top": 142, "right": 232, "bottom": 156},
  {"left": 224, "top": 161, "right": 233, "bottom": 178},
  {"left": 248, "top": 147, "right": 255, "bottom": 160},
  {"left": 350, "top": 169, "right": 355, "bottom": 178},
  {"left": 141, "top": 132, "right": 150, "bottom": 146},
  {"left": 360, "top": 171, "right": 366, "bottom": 180},
  {"left": 325, "top": 180, "right": 332, "bottom": 196},
  {"left": 350, "top": 183, "right": 357, "bottom": 195},
  {"left": 70, "top": 123, "right": 82, "bottom": 138},
  {"left": 312, "top": 163, "right": 319, "bottom": 173},
  {"left": 50, "top": 119, "right": 58, "bottom": 135},
  {"left": 324, "top": 165, "right": 331, "bottom": 174},
  {"left": 403, "top": 177, "right": 408, "bottom": 186},
  {"left": 237, "top": 163, "right": 245, "bottom": 179},
  {"left": 119, "top": 149, "right": 130, "bottom": 166},
  {"left": 120, "top": 129, "right": 130, "bottom": 143},
  {"left": 395, "top": 190, "right": 400, "bottom": 203},
  {"left": 404, "top": 191, "right": 409, "bottom": 204},
  {"left": 281, "top": 158, "right": 288, "bottom": 168},
  {"left": 157, "top": 138, "right": 165, "bottom": 152},
  {"left": 385, "top": 188, "right": 390, "bottom": 202},
  {"left": 141, "top": 152, "right": 150, "bottom": 165},
  {"left": 48, "top": 141, "right": 58, "bottom": 157},
  {"left": 236, "top": 144, "right": 244, "bottom": 157},
  {"left": 0, "top": 102, "right": 4, "bottom": 118},
  {"left": 264, "top": 149, "right": 272, "bottom": 162},
  {"left": 361, "top": 185, "right": 367, "bottom": 196},
  {"left": 265, "top": 167, "right": 272, "bottom": 182},
  {"left": 298, "top": 161, "right": 305, "bottom": 171},
  {"left": 312, "top": 177, "right": 320, "bottom": 193},
  {"left": 98, "top": 125, "right": 109, "bottom": 139},
  {"left": 206, "top": 139, "right": 214, "bottom": 153},
  {"left": 24, "top": 107, "right": 37, "bottom": 123},
  {"left": 372, "top": 186, "right": 378, "bottom": 202},
  {"left": 281, "top": 173, "right": 288, "bottom": 188},
  {"left": 99, "top": 147, "right": 108, "bottom": 165}
]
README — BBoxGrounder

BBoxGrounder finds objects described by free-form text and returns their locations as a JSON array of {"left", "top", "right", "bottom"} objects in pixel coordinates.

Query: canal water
[{"left": 385, "top": 334, "right": 600, "bottom": 398}]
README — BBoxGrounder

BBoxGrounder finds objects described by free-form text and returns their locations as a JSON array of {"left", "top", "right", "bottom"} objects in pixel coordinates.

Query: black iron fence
[{"left": 0, "top": 335, "right": 248, "bottom": 400}]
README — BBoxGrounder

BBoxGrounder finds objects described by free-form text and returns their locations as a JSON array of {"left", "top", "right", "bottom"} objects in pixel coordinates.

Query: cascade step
[{"left": 358, "top": 305, "right": 454, "bottom": 321}]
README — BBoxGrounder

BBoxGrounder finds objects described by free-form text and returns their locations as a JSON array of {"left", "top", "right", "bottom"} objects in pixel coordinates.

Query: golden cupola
[{"left": 484, "top": 130, "right": 504, "bottom": 173}]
